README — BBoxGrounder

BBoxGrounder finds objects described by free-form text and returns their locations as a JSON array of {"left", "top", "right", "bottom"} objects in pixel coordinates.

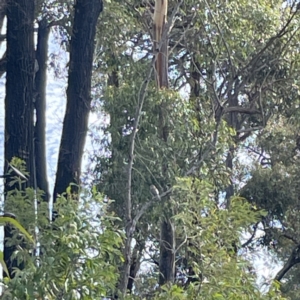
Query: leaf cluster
[{"left": 1, "top": 190, "right": 123, "bottom": 300}]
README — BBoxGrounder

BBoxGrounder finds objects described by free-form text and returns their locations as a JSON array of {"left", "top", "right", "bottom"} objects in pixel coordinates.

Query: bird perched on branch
[{"left": 150, "top": 184, "right": 161, "bottom": 200}]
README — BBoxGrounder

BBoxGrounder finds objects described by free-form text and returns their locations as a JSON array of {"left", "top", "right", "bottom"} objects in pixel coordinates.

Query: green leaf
[
  {"left": 0, "top": 217, "right": 34, "bottom": 244},
  {"left": 0, "top": 250, "right": 10, "bottom": 279}
]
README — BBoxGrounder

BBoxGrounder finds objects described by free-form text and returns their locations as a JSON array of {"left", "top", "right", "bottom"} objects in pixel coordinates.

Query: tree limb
[
  {"left": 223, "top": 107, "right": 260, "bottom": 114},
  {"left": 275, "top": 243, "right": 300, "bottom": 281}
]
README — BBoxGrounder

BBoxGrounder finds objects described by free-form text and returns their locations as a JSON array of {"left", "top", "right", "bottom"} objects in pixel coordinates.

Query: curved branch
[{"left": 275, "top": 244, "right": 300, "bottom": 282}]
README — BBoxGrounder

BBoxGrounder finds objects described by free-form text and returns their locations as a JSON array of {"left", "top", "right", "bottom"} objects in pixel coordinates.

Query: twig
[{"left": 241, "top": 222, "right": 259, "bottom": 248}]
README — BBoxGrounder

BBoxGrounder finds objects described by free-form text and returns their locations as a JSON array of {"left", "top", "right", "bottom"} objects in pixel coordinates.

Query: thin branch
[
  {"left": 241, "top": 223, "right": 259, "bottom": 248},
  {"left": 186, "top": 120, "right": 221, "bottom": 176},
  {"left": 132, "top": 187, "right": 172, "bottom": 229},
  {"left": 281, "top": 233, "right": 299, "bottom": 245},
  {"left": 237, "top": 126, "right": 264, "bottom": 133},
  {"left": 119, "top": 62, "right": 153, "bottom": 297},
  {"left": 126, "top": 61, "right": 154, "bottom": 225},
  {"left": 203, "top": 0, "right": 235, "bottom": 77},
  {"left": 238, "top": 9, "right": 298, "bottom": 78},
  {"left": 223, "top": 107, "right": 260, "bottom": 114},
  {"left": 169, "top": 10, "right": 196, "bottom": 56}
]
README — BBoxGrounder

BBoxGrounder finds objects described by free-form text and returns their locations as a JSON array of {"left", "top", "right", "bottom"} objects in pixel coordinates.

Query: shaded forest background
[{"left": 0, "top": 0, "right": 300, "bottom": 299}]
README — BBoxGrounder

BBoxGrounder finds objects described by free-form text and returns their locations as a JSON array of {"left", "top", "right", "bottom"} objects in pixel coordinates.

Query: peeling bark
[{"left": 153, "top": 0, "right": 168, "bottom": 88}]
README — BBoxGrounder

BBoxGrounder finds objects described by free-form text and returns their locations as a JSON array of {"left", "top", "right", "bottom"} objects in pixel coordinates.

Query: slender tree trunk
[
  {"left": 4, "top": 0, "right": 35, "bottom": 277},
  {"left": 34, "top": 18, "right": 51, "bottom": 202},
  {"left": 224, "top": 94, "right": 238, "bottom": 208},
  {"left": 225, "top": 147, "right": 234, "bottom": 207},
  {"left": 53, "top": 0, "right": 103, "bottom": 201},
  {"left": 153, "top": 0, "right": 175, "bottom": 286}
]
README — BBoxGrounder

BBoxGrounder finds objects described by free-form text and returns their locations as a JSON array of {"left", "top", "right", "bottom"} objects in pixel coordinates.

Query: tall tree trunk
[
  {"left": 53, "top": 0, "right": 103, "bottom": 201},
  {"left": 153, "top": 0, "right": 175, "bottom": 286},
  {"left": 34, "top": 18, "right": 51, "bottom": 202},
  {"left": 4, "top": 0, "right": 35, "bottom": 277}
]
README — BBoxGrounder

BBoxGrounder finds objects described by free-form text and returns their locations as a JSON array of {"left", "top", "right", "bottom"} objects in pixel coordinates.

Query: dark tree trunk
[
  {"left": 34, "top": 18, "right": 51, "bottom": 202},
  {"left": 159, "top": 218, "right": 175, "bottom": 284},
  {"left": 53, "top": 0, "right": 103, "bottom": 201},
  {"left": 4, "top": 0, "right": 35, "bottom": 277},
  {"left": 127, "top": 240, "right": 145, "bottom": 293}
]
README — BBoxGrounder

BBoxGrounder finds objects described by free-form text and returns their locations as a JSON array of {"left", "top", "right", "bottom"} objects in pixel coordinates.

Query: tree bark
[
  {"left": 34, "top": 18, "right": 51, "bottom": 202},
  {"left": 153, "top": 0, "right": 168, "bottom": 88},
  {"left": 53, "top": 0, "right": 103, "bottom": 201},
  {"left": 4, "top": 0, "right": 35, "bottom": 277}
]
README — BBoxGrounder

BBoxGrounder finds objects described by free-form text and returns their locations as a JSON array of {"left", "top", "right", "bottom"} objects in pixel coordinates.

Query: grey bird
[{"left": 150, "top": 184, "right": 161, "bottom": 200}]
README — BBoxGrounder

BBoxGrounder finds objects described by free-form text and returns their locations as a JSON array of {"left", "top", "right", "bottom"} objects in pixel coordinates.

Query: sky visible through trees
[
  {"left": 0, "top": 19, "right": 274, "bottom": 293},
  {"left": 2, "top": 1, "right": 300, "bottom": 298},
  {"left": 0, "top": 30, "right": 103, "bottom": 197}
]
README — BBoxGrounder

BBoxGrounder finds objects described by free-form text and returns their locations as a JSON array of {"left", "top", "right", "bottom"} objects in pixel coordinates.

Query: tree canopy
[{"left": 1, "top": 0, "right": 300, "bottom": 299}]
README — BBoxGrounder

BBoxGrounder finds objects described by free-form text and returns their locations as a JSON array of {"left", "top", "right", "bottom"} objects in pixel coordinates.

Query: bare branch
[
  {"left": 241, "top": 223, "right": 259, "bottom": 248},
  {"left": 281, "top": 233, "right": 299, "bottom": 245},
  {"left": 238, "top": 9, "right": 298, "bottom": 78}
]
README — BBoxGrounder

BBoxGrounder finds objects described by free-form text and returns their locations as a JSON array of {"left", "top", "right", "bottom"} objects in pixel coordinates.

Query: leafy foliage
[
  {"left": 4, "top": 0, "right": 300, "bottom": 298},
  {"left": 1, "top": 190, "right": 122, "bottom": 299},
  {"left": 89, "top": 0, "right": 300, "bottom": 298}
]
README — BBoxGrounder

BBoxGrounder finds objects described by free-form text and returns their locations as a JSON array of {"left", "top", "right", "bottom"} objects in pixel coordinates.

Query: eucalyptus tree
[
  {"left": 4, "top": 0, "right": 35, "bottom": 277},
  {"left": 240, "top": 115, "right": 300, "bottom": 297},
  {"left": 91, "top": 0, "right": 300, "bottom": 297},
  {"left": 2, "top": 0, "right": 300, "bottom": 298}
]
